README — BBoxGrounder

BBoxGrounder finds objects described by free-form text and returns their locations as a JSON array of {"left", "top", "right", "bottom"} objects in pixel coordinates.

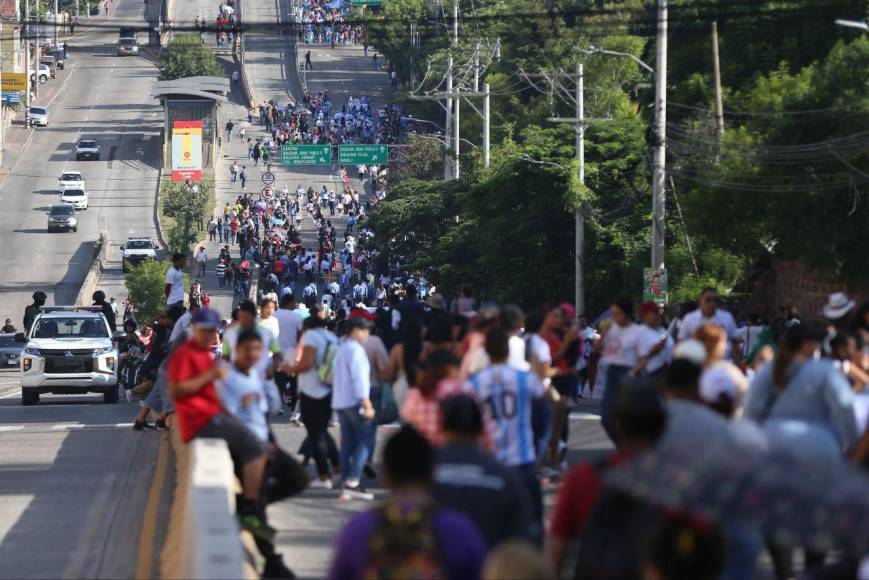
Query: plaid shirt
[{"left": 400, "top": 379, "right": 494, "bottom": 451}]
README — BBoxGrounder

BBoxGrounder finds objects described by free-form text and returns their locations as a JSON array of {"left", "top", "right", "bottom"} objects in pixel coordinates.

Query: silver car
[{"left": 0, "top": 334, "right": 23, "bottom": 367}]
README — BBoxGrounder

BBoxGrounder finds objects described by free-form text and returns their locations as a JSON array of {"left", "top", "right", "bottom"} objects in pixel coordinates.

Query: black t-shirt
[{"left": 432, "top": 443, "right": 533, "bottom": 549}]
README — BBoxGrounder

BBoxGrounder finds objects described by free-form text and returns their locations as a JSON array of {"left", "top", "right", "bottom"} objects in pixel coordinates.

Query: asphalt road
[
  {"left": 0, "top": 2, "right": 165, "bottom": 577},
  {"left": 0, "top": 0, "right": 161, "bottom": 328}
]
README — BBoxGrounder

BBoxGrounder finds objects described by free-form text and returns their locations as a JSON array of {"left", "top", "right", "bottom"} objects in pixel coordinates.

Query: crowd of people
[
  {"left": 296, "top": 0, "right": 362, "bottom": 48},
  {"left": 114, "top": 244, "right": 869, "bottom": 578}
]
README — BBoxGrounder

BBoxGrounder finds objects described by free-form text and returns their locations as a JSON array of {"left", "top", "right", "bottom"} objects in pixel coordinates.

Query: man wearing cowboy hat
[{"left": 821, "top": 292, "right": 855, "bottom": 356}]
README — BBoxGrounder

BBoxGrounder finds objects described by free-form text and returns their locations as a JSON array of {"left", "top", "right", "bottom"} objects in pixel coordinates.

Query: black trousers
[{"left": 300, "top": 392, "right": 338, "bottom": 477}]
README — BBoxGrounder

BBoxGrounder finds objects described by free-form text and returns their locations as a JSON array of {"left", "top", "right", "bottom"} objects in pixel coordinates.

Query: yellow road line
[{"left": 136, "top": 431, "right": 170, "bottom": 580}]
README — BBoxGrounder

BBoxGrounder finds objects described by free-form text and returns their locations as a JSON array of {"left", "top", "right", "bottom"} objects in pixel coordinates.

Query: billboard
[
  {"left": 171, "top": 121, "right": 203, "bottom": 181},
  {"left": 1, "top": 73, "right": 27, "bottom": 92}
]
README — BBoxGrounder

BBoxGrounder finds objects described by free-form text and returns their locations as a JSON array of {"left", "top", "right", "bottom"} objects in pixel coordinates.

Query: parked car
[
  {"left": 47, "top": 48, "right": 65, "bottom": 69},
  {"left": 40, "top": 55, "right": 57, "bottom": 78},
  {"left": 75, "top": 140, "right": 101, "bottom": 161},
  {"left": 29, "top": 106, "right": 49, "bottom": 127},
  {"left": 29, "top": 64, "right": 51, "bottom": 84}
]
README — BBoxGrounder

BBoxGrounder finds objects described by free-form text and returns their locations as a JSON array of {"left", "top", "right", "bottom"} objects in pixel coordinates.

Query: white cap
[
  {"left": 699, "top": 366, "right": 738, "bottom": 403},
  {"left": 673, "top": 339, "right": 707, "bottom": 366}
]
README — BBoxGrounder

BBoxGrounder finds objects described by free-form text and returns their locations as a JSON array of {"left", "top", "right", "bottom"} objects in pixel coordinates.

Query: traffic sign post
[
  {"left": 337, "top": 144, "right": 388, "bottom": 165},
  {"left": 261, "top": 172, "right": 275, "bottom": 186},
  {"left": 281, "top": 144, "right": 332, "bottom": 166},
  {"left": 261, "top": 186, "right": 274, "bottom": 200}
]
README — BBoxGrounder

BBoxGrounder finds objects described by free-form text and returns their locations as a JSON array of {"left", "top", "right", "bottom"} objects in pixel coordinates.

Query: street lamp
[
  {"left": 578, "top": 44, "right": 667, "bottom": 273},
  {"left": 579, "top": 46, "right": 655, "bottom": 75},
  {"left": 410, "top": 131, "right": 479, "bottom": 149},
  {"left": 835, "top": 19, "right": 869, "bottom": 31}
]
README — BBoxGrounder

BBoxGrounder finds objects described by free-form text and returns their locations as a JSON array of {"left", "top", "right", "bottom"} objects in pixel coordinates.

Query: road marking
[
  {"left": 569, "top": 411, "right": 602, "bottom": 421},
  {"left": 136, "top": 431, "right": 169, "bottom": 580},
  {"left": 0, "top": 389, "right": 20, "bottom": 399},
  {"left": 51, "top": 424, "right": 85, "bottom": 430},
  {"left": 0, "top": 426, "right": 24, "bottom": 432}
]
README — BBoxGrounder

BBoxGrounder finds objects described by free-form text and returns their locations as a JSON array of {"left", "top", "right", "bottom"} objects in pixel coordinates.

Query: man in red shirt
[
  {"left": 547, "top": 382, "right": 667, "bottom": 576},
  {"left": 167, "top": 308, "right": 273, "bottom": 539}
]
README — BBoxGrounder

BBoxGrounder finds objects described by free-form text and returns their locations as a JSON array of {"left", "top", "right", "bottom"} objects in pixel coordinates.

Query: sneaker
[
  {"left": 262, "top": 554, "right": 296, "bottom": 579},
  {"left": 362, "top": 464, "right": 377, "bottom": 480},
  {"left": 154, "top": 418, "right": 168, "bottom": 431},
  {"left": 339, "top": 483, "right": 374, "bottom": 501},
  {"left": 238, "top": 512, "right": 277, "bottom": 542},
  {"left": 308, "top": 478, "right": 333, "bottom": 490},
  {"left": 289, "top": 412, "right": 302, "bottom": 426},
  {"left": 133, "top": 419, "right": 154, "bottom": 431}
]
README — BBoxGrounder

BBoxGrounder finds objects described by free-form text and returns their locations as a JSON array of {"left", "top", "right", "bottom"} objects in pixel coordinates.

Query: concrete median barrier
[
  {"left": 160, "top": 432, "right": 250, "bottom": 579},
  {"left": 73, "top": 232, "right": 108, "bottom": 306}
]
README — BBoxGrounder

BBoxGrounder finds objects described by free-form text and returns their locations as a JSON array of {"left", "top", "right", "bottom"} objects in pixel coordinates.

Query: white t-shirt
[
  {"left": 601, "top": 322, "right": 644, "bottom": 367},
  {"left": 636, "top": 325, "right": 674, "bottom": 374},
  {"left": 527, "top": 334, "right": 552, "bottom": 365},
  {"left": 258, "top": 316, "right": 280, "bottom": 342},
  {"left": 291, "top": 328, "right": 336, "bottom": 400},
  {"left": 273, "top": 308, "right": 303, "bottom": 354},
  {"left": 165, "top": 267, "right": 184, "bottom": 305},
  {"left": 678, "top": 308, "right": 739, "bottom": 358}
]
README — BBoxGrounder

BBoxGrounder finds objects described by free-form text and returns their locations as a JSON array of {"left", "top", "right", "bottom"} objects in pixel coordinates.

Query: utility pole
[
  {"left": 711, "top": 21, "right": 724, "bottom": 138},
  {"left": 24, "top": 0, "right": 30, "bottom": 126},
  {"left": 444, "top": 54, "right": 453, "bottom": 180},
  {"left": 575, "top": 62, "right": 584, "bottom": 316},
  {"left": 520, "top": 64, "right": 611, "bottom": 316},
  {"left": 483, "top": 82, "right": 490, "bottom": 168},
  {"left": 454, "top": 78, "right": 460, "bottom": 179},
  {"left": 651, "top": 0, "right": 668, "bottom": 270},
  {"left": 54, "top": 0, "right": 59, "bottom": 45}
]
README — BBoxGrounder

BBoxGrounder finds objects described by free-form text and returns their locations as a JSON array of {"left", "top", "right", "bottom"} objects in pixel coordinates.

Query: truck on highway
[{"left": 16, "top": 306, "right": 122, "bottom": 405}]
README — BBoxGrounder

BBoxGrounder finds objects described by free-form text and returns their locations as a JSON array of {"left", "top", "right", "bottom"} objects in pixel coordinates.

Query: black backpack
[{"left": 573, "top": 462, "right": 663, "bottom": 580}]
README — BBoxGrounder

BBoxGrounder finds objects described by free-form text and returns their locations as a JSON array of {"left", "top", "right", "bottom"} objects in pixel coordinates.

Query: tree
[
  {"left": 163, "top": 180, "right": 211, "bottom": 255},
  {"left": 159, "top": 35, "right": 225, "bottom": 81},
  {"left": 125, "top": 260, "right": 175, "bottom": 323}
]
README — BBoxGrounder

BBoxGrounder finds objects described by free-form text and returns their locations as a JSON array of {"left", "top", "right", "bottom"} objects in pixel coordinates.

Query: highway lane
[
  {"left": 0, "top": 3, "right": 167, "bottom": 577},
  {"left": 0, "top": 0, "right": 160, "bottom": 328}
]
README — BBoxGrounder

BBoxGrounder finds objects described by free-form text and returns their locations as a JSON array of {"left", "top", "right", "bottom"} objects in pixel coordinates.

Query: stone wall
[{"left": 746, "top": 259, "right": 867, "bottom": 320}]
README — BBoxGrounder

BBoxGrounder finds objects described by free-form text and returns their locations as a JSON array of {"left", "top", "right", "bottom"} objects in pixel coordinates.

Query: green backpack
[{"left": 317, "top": 332, "right": 338, "bottom": 387}]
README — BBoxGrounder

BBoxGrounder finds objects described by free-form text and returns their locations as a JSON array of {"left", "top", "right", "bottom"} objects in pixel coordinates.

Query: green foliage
[
  {"left": 159, "top": 35, "right": 224, "bottom": 81},
  {"left": 125, "top": 260, "right": 172, "bottom": 323},
  {"left": 162, "top": 180, "right": 211, "bottom": 255}
]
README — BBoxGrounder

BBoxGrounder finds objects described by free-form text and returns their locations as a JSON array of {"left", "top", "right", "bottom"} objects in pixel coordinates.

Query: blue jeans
[{"left": 336, "top": 407, "right": 373, "bottom": 484}]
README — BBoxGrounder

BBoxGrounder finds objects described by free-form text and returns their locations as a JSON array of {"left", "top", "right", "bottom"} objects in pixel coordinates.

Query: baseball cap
[
  {"left": 191, "top": 308, "right": 221, "bottom": 329},
  {"left": 639, "top": 301, "right": 660, "bottom": 317}
]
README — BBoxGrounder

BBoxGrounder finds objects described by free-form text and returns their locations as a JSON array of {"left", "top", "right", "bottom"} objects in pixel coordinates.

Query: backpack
[
  {"left": 573, "top": 460, "right": 663, "bottom": 580},
  {"left": 364, "top": 501, "right": 446, "bottom": 580},
  {"left": 316, "top": 331, "right": 338, "bottom": 387}
]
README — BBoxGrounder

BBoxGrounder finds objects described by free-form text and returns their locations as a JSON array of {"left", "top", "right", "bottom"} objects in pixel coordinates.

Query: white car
[
  {"left": 122, "top": 237, "right": 158, "bottom": 271},
  {"left": 57, "top": 171, "right": 84, "bottom": 193},
  {"left": 29, "top": 106, "right": 49, "bottom": 127},
  {"left": 60, "top": 188, "right": 88, "bottom": 210},
  {"left": 18, "top": 307, "right": 121, "bottom": 405},
  {"left": 29, "top": 64, "right": 50, "bottom": 84}
]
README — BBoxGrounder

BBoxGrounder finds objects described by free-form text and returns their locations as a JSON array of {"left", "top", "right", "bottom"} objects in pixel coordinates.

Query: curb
[{"left": 153, "top": 168, "right": 168, "bottom": 250}]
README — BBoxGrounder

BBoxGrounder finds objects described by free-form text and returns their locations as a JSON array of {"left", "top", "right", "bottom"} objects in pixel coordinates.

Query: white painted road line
[
  {"left": 569, "top": 412, "right": 602, "bottom": 421},
  {"left": 0, "top": 426, "right": 24, "bottom": 432}
]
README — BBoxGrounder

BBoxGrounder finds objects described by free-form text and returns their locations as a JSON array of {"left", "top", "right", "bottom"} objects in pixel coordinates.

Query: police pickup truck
[{"left": 17, "top": 306, "right": 124, "bottom": 405}]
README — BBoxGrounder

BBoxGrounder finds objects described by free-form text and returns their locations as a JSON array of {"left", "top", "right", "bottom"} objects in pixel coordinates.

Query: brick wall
[{"left": 745, "top": 259, "right": 868, "bottom": 320}]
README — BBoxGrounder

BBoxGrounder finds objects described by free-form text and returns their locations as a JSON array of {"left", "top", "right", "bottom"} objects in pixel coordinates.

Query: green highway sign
[
  {"left": 338, "top": 144, "right": 389, "bottom": 165},
  {"left": 281, "top": 144, "right": 332, "bottom": 166}
]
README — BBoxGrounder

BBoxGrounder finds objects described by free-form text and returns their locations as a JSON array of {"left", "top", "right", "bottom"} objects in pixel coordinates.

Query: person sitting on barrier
[
  {"left": 218, "top": 327, "right": 304, "bottom": 578},
  {"left": 166, "top": 308, "right": 274, "bottom": 542}
]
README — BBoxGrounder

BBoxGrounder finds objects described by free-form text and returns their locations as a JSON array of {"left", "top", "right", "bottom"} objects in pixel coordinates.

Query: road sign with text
[
  {"left": 281, "top": 144, "right": 332, "bottom": 166},
  {"left": 1, "top": 73, "right": 27, "bottom": 92},
  {"left": 337, "top": 144, "right": 388, "bottom": 165}
]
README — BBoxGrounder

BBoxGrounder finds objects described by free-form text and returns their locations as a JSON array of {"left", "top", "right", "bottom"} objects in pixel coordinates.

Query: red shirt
[
  {"left": 549, "top": 451, "right": 632, "bottom": 539},
  {"left": 168, "top": 340, "right": 221, "bottom": 442}
]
